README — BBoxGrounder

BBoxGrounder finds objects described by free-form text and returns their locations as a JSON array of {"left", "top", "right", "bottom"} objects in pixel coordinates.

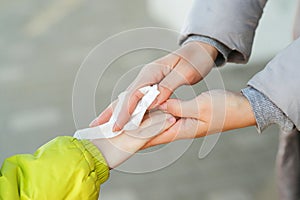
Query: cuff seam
[
  {"left": 80, "top": 139, "right": 110, "bottom": 185},
  {"left": 182, "top": 35, "right": 231, "bottom": 66}
]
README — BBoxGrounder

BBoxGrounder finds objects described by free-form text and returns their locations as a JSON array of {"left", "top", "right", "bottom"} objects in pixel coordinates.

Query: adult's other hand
[
  {"left": 143, "top": 90, "right": 256, "bottom": 148},
  {"left": 90, "top": 41, "right": 218, "bottom": 131}
]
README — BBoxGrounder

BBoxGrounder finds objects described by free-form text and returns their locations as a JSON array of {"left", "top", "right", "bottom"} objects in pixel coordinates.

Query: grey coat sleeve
[
  {"left": 248, "top": 37, "right": 300, "bottom": 131},
  {"left": 179, "top": 0, "right": 268, "bottom": 63},
  {"left": 242, "top": 87, "right": 294, "bottom": 133}
]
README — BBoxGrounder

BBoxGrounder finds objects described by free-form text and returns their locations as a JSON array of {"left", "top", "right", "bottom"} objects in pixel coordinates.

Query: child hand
[{"left": 91, "top": 111, "right": 176, "bottom": 168}]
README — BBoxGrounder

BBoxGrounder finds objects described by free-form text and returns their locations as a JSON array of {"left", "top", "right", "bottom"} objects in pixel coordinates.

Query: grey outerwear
[{"left": 179, "top": 0, "right": 300, "bottom": 199}]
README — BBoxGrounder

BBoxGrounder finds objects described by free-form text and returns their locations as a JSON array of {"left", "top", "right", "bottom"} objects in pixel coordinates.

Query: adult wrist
[
  {"left": 182, "top": 35, "right": 231, "bottom": 66},
  {"left": 188, "top": 41, "right": 218, "bottom": 60}
]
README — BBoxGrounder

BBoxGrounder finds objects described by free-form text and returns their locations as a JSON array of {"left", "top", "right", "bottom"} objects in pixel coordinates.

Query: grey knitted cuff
[
  {"left": 241, "top": 87, "right": 294, "bottom": 133},
  {"left": 182, "top": 35, "right": 231, "bottom": 66}
]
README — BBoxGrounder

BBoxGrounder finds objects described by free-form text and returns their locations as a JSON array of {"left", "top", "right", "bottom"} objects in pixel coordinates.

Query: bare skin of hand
[
  {"left": 89, "top": 41, "right": 218, "bottom": 131},
  {"left": 90, "top": 111, "right": 176, "bottom": 169},
  {"left": 143, "top": 90, "right": 256, "bottom": 149}
]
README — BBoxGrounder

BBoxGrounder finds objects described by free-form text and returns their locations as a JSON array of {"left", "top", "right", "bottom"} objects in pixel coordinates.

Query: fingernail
[
  {"left": 113, "top": 123, "right": 121, "bottom": 132},
  {"left": 159, "top": 103, "right": 167, "bottom": 111},
  {"left": 168, "top": 117, "right": 176, "bottom": 123}
]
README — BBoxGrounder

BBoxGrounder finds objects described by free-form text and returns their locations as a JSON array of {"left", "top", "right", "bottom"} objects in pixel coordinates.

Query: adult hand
[
  {"left": 143, "top": 90, "right": 256, "bottom": 149},
  {"left": 90, "top": 41, "right": 218, "bottom": 131}
]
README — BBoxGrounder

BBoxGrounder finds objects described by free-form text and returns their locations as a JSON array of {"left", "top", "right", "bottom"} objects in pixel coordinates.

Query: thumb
[{"left": 158, "top": 98, "right": 199, "bottom": 119}]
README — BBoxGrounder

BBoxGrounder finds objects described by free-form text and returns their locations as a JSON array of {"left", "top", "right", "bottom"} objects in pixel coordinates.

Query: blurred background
[{"left": 0, "top": 0, "right": 298, "bottom": 199}]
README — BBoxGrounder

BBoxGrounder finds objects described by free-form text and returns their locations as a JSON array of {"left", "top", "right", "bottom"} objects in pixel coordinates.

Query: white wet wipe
[{"left": 73, "top": 85, "right": 160, "bottom": 139}]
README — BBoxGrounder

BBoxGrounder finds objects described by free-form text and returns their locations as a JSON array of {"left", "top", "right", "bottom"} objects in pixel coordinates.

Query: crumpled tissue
[{"left": 73, "top": 85, "right": 160, "bottom": 139}]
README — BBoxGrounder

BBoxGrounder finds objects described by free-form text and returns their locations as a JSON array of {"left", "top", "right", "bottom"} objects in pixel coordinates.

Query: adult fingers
[
  {"left": 127, "top": 53, "right": 179, "bottom": 93},
  {"left": 154, "top": 51, "right": 181, "bottom": 69},
  {"left": 126, "top": 63, "right": 167, "bottom": 92},
  {"left": 155, "top": 59, "right": 201, "bottom": 106},
  {"left": 113, "top": 89, "right": 145, "bottom": 131},
  {"left": 142, "top": 118, "right": 206, "bottom": 149},
  {"left": 148, "top": 85, "right": 173, "bottom": 109},
  {"left": 109, "top": 53, "right": 181, "bottom": 130},
  {"left": 90, "top": 89, "right": 145, "bottom": 129},
  {"left": 89, "top": 100, "right": 117, "bottom": 127},
  {"left": 114, "top": 59, "right": 176, "bottom": 130},
  {"left": 159, "top": 98, "right": 200, "bottom": 119},
  {"left": 160, "top": 59, "right": 201, "bottom": 90}
]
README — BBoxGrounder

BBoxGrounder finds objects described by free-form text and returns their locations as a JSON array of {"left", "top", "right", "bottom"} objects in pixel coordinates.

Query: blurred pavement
[{"left": 0, "top": 0, "right": 297, "bottom": 199}]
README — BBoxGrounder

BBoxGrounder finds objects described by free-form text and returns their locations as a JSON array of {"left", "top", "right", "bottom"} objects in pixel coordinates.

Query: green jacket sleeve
[{"left": 0, "top": 136, "right": 110, "bottom": 200}]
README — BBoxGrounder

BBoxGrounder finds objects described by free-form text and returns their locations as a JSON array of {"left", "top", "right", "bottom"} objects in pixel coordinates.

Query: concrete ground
[{"left": 0, "top": 0, "right": 296, "bottom": 199}]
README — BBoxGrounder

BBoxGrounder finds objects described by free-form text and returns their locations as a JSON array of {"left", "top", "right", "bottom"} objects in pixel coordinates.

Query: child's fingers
[
  {"left": 128, "top": 111, "right": 176, "bottom": 139},
  {"left": 140, "top": 110, "right": 172, "bottom": 127},
  {"left": 141, "top": 109, "right": 165, "bottom": 122},
  {"left": 142, "top": 123, "right": 178, "bottom": 149}
]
